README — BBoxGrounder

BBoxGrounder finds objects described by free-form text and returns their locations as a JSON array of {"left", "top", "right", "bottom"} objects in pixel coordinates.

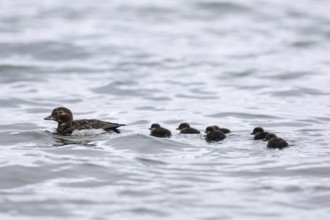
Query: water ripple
[{"left": 0, "top": 0, "right": 330, "bottom": 219}]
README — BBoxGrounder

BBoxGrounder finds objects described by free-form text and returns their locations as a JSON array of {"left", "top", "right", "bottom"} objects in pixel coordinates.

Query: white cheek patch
[{"left": 71, "top": 129, "right": 106, "bottom": 136}]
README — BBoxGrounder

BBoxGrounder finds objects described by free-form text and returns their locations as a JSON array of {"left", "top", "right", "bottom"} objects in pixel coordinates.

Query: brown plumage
[{"left": 44, "top": 107, "right": 125, "bottom": 135}]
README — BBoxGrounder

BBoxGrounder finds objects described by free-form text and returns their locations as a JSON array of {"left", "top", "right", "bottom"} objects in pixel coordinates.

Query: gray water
[{"left": 1, "top": 0, "right": 330, "bottom": 219}]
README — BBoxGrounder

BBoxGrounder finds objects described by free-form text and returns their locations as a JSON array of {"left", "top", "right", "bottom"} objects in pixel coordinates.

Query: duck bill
[
  {"left": 176, "top": 128, "right": 180, "bottom": 130},
  {"left": 44, "top": 115, "right": 55, "bottom": 120},
  {"left": 250, "top": 132, "right": 254, "bottom": 135}
]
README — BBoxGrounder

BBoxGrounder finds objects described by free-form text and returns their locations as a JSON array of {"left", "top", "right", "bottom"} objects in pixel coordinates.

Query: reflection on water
[
  {"left": 45, "top": 131, "right": 97, "bottom": 147},
  {"left": 0, "top": 0, "right": 330, "bottom": 219}
]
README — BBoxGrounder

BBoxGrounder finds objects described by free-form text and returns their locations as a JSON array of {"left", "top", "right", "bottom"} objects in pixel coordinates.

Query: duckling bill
[{"left": 44, "top": 107, "right": 125, "bottom": 135}]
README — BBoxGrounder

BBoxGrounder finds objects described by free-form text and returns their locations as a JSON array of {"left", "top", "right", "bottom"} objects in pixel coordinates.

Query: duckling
[
  {"left": 149, "top": 123, "right": 171, "bottom": 138},
  {"left": 205, "top": 126, "right": 226, "bottom": 142},
  {"left": 264, "top": 133, "right": 288, "bottom": 150},
  {"left": 176, "top": 122, "right": 200, "bottom": 134}
]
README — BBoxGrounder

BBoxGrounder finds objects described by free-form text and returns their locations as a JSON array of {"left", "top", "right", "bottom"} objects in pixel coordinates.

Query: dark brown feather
[{"left": 57, "top": 120, "right": 124, "bottom": 135}]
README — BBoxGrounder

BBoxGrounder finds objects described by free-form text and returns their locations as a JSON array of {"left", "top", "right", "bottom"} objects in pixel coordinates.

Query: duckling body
[
  {"left": 264, "top": 133, "right": 288, "bottom": 150},
  {"left": 149, "top": 123, "right": 171, "bottom": 138}
]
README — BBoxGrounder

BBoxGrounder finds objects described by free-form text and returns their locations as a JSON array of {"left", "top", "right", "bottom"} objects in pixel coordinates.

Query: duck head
[
  {"left": 149, "top": 123, "right": 161, "bottom": 130},
  {"left": 205, "top": 126, "right": 215, "bottom": 133},
  {"left": 263, "top": 133, "right": 277, "bottom": 141},
  {"left": 44, "top": 107, "right": 73, "bottom": 124},
  {"left": 251, "top": 127, "right": 264, "bottom": 135},
  {"left": 176, "top": 122, "right": 190, "bottom": 130}
]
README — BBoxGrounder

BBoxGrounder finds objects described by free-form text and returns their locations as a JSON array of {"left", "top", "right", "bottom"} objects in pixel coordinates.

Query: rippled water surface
[{"left": 1, "top": 0, "right": 330, "bottom": 219}]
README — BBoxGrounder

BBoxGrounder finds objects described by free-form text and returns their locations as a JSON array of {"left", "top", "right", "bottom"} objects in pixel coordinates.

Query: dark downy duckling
[
  {"left": 251, "top": 127, "right": 268, "bottom": 140},
  {"left": 264, "top": 133, "right": 288, "bottom": 150},
  {"left": 149, "top": 123, "right": 171, "bottom": 138},
  {"left": 176, "top": 122, "right": 200, "bottom": 134},
  {"left": 44, "top": 107, "right": 125, "bottom": 135},
  {"left": 212, "top": 125, "right": 231, "bottom": 134},
  {"left": 205, "top": 126, "right": 226, "bottom": 143}
]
